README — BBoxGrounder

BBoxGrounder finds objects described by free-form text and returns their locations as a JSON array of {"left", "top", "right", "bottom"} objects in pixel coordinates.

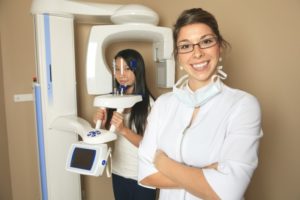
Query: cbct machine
[{"left": 31, "top": 0, "right": 174, "bottom": 199}]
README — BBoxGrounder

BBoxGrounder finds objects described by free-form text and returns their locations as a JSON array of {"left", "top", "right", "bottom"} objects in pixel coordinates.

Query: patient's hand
[
  {"left": 111, "top": 111, "right": 126, "bottom": 133},
  {"left": 93, "top": 108, "right": 107, "bottom": 128}
]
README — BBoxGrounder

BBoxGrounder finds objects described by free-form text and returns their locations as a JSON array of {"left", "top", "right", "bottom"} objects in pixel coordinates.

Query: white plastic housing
[
  {"left": 31, "top": 1, "right": 158, "bottom": 25},
  {"left": 86, "top": 24, "right": 174, "bottom": 95},
  {"left": 30, "top": 1, "right": 173, "bottom": 199},
  {"left": 111, "top": 4, "right": 159, "bottom": 25},
  {"left": 93, "top": 94, "right": 142, "bottom": 109},
  {"left": 32, "top": 14, "right": 81, "bottom": 200},
  {"left": 66, "top": 142, "right": 109, "bottom": 176}
]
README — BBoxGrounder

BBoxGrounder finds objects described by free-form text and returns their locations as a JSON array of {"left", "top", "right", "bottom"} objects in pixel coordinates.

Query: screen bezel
[
  {"left": 70, "top": 147, "right": 96, "bottom": 170},
  {"left": 66, "top": 142, "right": 103, "bottom": 176}
]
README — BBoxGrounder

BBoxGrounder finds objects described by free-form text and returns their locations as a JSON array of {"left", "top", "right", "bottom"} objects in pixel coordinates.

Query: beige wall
[
  {"left": 0, "top": 3, "right": 13, "bottom": 200},
  {"left": 0, "top": 36, "right": 13, "bottom": 200},
  {"left": 1, "top": 0, "right": 300, "bottom": 199},
  {"left": 0, "top": 0, "right": 40, "bottom": 199}
]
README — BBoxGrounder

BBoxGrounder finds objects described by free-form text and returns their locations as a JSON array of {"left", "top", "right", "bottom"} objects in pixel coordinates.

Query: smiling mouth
[
  {"left": 119, "top": 81, "right": 127, "bottom": 85},
  {"left": 192, "top": 61, "right": 208, "bottom": 70}
]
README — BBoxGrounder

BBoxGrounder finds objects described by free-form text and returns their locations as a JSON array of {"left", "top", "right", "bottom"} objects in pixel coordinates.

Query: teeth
[{"left": 193, "top": 62, "right": 208, "bottom": 69}]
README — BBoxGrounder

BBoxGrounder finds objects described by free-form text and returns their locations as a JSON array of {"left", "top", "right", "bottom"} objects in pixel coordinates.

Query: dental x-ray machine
[{"left": 31, "top": 0, "right": 174, "bottom": 199}]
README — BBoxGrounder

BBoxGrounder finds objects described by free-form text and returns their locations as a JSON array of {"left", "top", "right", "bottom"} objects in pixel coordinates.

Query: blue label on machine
[
  {"left": 34, "top": 83, "right": 48, "bottom": 200},
  {"left": 44, "top": 14, "right": 53, "bottom": 104}
]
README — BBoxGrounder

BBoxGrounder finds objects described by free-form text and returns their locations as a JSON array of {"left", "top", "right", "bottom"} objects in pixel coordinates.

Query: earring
[
  {"left": 216, "top": 57, "right": 227, "bottom": 80},
  {"left": 218, "top": 56, "right": 223, "bottom": 69},
  {"left": 179, "top": 65, "right": 184, "bottom": 70}
]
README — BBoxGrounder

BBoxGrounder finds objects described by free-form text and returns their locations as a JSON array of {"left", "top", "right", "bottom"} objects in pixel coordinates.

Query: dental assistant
[{"left": 138, "top": 8, "right": 262, "bottom": 200}]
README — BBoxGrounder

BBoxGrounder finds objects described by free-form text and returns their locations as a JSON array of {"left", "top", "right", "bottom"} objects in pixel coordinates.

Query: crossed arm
[{"left": 140, "top": 149, "right": 220, "bottom": 200}]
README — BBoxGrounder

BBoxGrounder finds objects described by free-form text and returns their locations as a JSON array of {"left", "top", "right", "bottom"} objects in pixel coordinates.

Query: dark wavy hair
[
  {"left": 173, "top": 8, "right": 230, "bottom": 57},
  {"left": 105, "top": 49, "right": 153, "bottom": 136}
]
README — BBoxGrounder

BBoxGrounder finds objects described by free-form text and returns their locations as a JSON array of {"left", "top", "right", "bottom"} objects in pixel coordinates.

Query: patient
[{"left": 94, "top": 49, "right": 156, "bottom": 200}]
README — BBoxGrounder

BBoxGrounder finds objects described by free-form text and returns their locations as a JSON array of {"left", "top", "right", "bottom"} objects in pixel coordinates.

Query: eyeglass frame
[{"left": 176, "top": 35, "right": 219, "bottom": 54}]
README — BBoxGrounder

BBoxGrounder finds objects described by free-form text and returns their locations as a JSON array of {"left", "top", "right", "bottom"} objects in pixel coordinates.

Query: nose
[
  {"left": 116, "top": 73, "right": 128, "bottom": 83},
  {"left": 116, "top": 70, "right": 126, "bottom": 76},
  {"left": 193, "top": 44, "right": 204, "bottom": 58}
]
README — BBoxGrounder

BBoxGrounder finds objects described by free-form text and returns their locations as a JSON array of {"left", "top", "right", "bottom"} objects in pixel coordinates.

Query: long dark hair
[
  {"left": 173, "top": 8, "right": 230, "bottom": 57},
  {"left": 105, "top": 49, "right": 153, "bottom": 136}
]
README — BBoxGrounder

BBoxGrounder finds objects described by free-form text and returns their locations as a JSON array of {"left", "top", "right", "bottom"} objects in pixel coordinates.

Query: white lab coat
[{"left": 138, "top": 83, "right": 262, "bottom": 200}]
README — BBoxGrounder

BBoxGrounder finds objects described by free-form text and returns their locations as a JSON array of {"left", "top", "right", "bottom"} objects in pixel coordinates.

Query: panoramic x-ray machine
[{"left": 31, "top": 0, "right": 174, "bottom": 199}]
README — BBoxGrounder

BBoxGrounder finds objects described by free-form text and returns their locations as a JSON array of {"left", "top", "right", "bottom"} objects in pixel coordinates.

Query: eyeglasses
[{"left": 177, "top": 36, "right": 218, "bottom": 54}]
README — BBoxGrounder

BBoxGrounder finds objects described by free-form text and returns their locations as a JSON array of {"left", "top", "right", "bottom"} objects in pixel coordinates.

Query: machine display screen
[{"left": 70, "top": 147, "right": 96, "bottom": 170}]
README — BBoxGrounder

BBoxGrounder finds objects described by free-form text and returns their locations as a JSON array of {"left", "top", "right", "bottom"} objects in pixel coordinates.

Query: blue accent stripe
[
  {"left": 34, "top": 83, "right": 48, "bottom": 200},
  {"left": 44, "top": 14, "right": 53, "bottom": 104}
]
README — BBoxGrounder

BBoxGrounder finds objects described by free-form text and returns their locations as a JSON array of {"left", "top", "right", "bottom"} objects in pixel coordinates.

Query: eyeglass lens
[{"left": 177, "top": 36, "right": 217, "bottom": 53}]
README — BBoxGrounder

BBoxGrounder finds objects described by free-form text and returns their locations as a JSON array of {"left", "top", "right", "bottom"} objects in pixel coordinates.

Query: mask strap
[
  {"left": 217, "top": 65, "right": 227, "bottom": 80},
  {"left": 174, "top": 74, "right": 189, "bottom": 89},
  {"left": 212, "top": 65, "right": 227, "bottom": 82}
]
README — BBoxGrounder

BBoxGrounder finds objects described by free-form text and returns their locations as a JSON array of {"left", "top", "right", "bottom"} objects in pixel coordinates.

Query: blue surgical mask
[{"left": 173, "top": 66, "right": 227, "bottom": 108}]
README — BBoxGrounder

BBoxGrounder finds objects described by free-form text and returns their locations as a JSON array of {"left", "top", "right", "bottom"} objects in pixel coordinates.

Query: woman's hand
[
  {"left": 203, "top": 162, "right": 218, "bottom": 170},
  {"left": 153, "top": 149, "right": 220, "bottom": 199},
  {"left": 154, "top": 149, "right": 218, "bottom": 171},
  {"left": 154, "top": 149, "right": 168, "bottom": 170}
]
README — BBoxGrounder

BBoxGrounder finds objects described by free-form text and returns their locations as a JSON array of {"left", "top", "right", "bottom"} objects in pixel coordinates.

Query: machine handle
[
  {"left": 95, "top": 107, "right": 106, "bottom": 129},
  {"left": 109, "top": 108, "right": 124, "bottom": 132},
  {"left": 95, "top": 119, "right": 102, "bottom": 129}
]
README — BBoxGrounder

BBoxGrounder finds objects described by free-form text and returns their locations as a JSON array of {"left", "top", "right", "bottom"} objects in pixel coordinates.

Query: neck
[
  {"left": 188, "top": 79, "right": 211, "bottom": 92},
  {"left": 125, "top": 85, "right": 134, "bottom": 94}
]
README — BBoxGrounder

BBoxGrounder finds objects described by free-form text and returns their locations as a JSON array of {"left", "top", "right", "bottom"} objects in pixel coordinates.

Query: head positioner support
[{"left": 86, "top": 24, "right": 174, "bottom": 95}]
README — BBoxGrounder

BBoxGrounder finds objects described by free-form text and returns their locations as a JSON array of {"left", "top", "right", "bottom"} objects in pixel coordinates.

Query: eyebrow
[{"left": 177, "top": 33, "right": 215, "bottom": 44}]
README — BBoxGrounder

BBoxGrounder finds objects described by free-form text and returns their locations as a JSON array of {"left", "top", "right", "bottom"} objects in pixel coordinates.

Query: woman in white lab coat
[
  {"left": 94, "top": 49, "right": 156, "bottom": 200},
  {"left": 138, "top": 8, "right": 262, "bottom": 200}
]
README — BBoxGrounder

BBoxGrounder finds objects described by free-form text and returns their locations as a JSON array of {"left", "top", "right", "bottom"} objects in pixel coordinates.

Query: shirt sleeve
[
  {"left": 203, "top": 94, "right": 263, "bottom": 200},
  {"left": 138, "top": 96, "right": 165, "bottom": 188}
]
